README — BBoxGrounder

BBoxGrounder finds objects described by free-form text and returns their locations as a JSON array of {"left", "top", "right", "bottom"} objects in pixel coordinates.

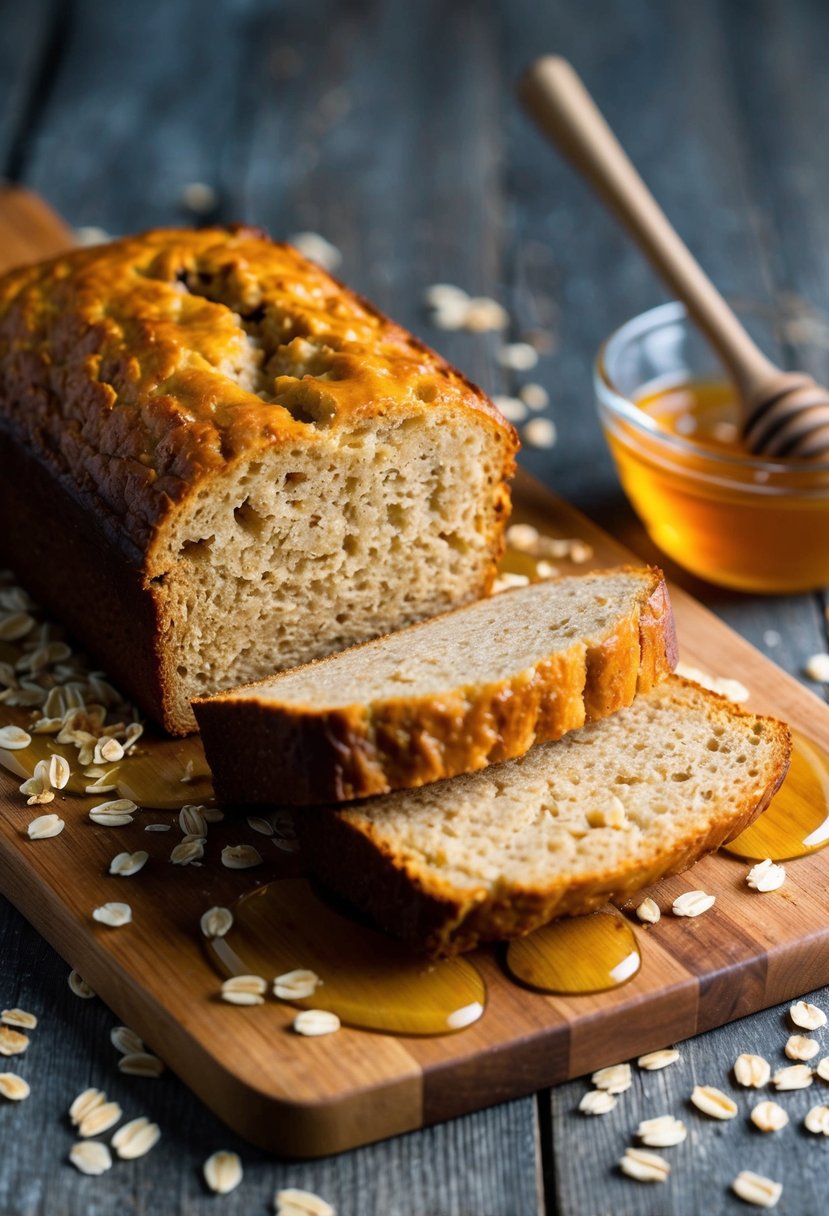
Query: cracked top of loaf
[{"left": 0, "top": 227, "right": 516, "bottom": 564}]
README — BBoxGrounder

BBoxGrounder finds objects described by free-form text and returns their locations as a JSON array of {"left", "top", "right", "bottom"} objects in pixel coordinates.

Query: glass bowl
[{"left": 594, "top": 301, "right": 829, "bottom": 593}]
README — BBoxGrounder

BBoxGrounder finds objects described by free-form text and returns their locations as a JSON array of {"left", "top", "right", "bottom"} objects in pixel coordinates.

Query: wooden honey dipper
[{"left": 520, "top": 56, "right": 829, "bottom": 460}]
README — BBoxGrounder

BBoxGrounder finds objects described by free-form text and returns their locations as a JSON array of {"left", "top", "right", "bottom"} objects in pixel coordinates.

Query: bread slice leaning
[
  {"left": 296, "top": 677, "right": 791, "bottom": 957},
  {"left": 194, "top": 567, "right": 677, "bottom": 806}
]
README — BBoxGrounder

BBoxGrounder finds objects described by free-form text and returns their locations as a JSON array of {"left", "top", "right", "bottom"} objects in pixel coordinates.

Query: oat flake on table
[
  {"left": 275, "top": 1188, "right": 336, "bottom": 1216},
  {"left": 203, "top": 1150, "right": 243, "bottom": 1195}
]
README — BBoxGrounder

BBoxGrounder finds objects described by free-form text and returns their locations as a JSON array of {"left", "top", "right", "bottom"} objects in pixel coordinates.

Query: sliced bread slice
[
  {"left": 296, "top": 677, "right": 791, "bottom": 956},
  {"left": 194, "top": 567, "right": 677, "bottom": 806}
]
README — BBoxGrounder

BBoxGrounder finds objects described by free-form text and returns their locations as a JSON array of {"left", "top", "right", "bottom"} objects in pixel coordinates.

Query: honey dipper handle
[{"left": 519, "top": 56, "right": 778, "bottom": 392}]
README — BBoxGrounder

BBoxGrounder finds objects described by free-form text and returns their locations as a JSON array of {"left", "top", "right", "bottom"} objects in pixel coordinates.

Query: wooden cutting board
[{"left": 2, "top": 188, "right": 829, "bottom": 1158}]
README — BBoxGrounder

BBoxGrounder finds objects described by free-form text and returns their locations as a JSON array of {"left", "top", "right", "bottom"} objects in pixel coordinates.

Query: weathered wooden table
[{"left": 3, "top": 1, "right": 829, "bottom": 1212}]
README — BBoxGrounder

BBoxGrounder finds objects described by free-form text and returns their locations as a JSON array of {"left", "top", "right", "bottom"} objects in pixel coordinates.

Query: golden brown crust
[
  {"left": 0, "top": 226, "right": 516, "bottom": 571},
  {"left": 194, "top": 567, "right": 678, "bottom": 806},
  {"left": 0, "top": 228, "right": 517, "bottom": 732},
  {"left": 296, "top": 681, "right": 792, "bottom": 957}
]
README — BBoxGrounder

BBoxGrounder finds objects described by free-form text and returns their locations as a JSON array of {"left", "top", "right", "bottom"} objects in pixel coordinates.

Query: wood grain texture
[{"left": 4, "top": 0, "right": 829, "bottom": 1210}]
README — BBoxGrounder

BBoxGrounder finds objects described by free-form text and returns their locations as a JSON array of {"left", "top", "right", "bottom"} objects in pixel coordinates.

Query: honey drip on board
[
  {"left": 505, "top": 911, "right": 641, "bottom": 994},
  {"left": 724, "top": 734, "right": 829, "bottom": 861},
  {"left": 207, "top": 878, "right": 486, "bottom": 1035}
]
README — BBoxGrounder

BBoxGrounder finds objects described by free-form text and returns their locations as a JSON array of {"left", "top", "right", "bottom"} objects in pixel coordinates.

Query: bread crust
[
  {"left": 0, "top": 229, "right": 517, "bottom": 732},
  {"left": 296, "top": 680, "right": 792, "bottom": 957},
  {"left": 194, "top": 567, "right": 678, "bottom": 805}
]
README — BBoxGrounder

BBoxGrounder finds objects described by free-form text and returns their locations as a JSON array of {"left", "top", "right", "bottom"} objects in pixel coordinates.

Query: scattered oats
[
  {"left": 123, "top": 722, "right": 144, "bottom": 750},
  {"left": 578, "top": 1089, "right": 617, "bottom": 1115},
  {"left": 0, "top": 1072, "right": 29, "bottom": 1101},
  {"left": 569, "top": 539, "right": 593, "bottom": 564},
  {"left": 635, "top": 897, "right": 661, "bottom": 925},
  {"left": 93, "top": 736, "right": 124, "bottom": 765},
  {"left": 463, "top": 297, "right": 509, "bottom": 332},
  {"left": 110, "top": 1025, "right": 144, "bottom": 1055},
  {"left": 430, "top": 297, "right": 470, "bottom": 330},
  {"left": 637, "top": 1114, "right": 687, "bottom": 1146},
  {"left": 0, "top": 725, "right": 31, "bottom": 750},
  {"left": 179, "top": 804, "right": 207, "bottom": 836},
  {"left": 221, "top": 975, "right": 267, "bottom": 1006},
  {"left": 203, "top": 1150, "right": 243, "bottom": 1195},
  {"left": 89, "top": 798, "right": 137, "bottom": 826},
  {"left": 816, "top": 1056, "right": 829, "bottom": 1082},
  {"left": 48, "top": 753, "right": 70, "bottom": 789},
  {"left": 27, "top": 812, "right": 64, "bottom": 839},
  {"left": 619, "top": 1147, "right": 670, "bottom": 1183},
  {"left": 69, "top": 1087, "right": 106, "bottom": 1125},
  {"left": 423, "top": 283, "right": 469, "bottom": 311},
  {"left": 78, "top": 1099, "right": 122, "bottom": 1137},
  {"left": 170, "top": 838, "right": 204, "bottom": 865},
  {"left": 638, "top": 1048, "right": 679, "bottom": 1071},
  {"left": 272, "top": 828, "right": 299, "bottom": 853},
  {"left": 73, "top": 226, "right": 112, "bottom": 248},
  {"left": 84, "top": 773, "right": 119, "bottom": 795},
  {"left": 772, "top": 1064, "right": 813, "bottom": 1090},
  {"left": 734, "top": 1054, "right": 771, "bottom": 1088},
  {"left": 201, "top": 907, "right": 234, "bottom": 939},
  {"left": 180, "top": 181, "right": 218, "bottom": 214},
  {"left": 274, "top": 1188, "right": 336, "bottom": 1216},
  {"left": 804, "top": 1104, "right": 829, "bottom": 1135},
  {"left": 111, "top": 1115, "right": 161, "bottom": 1159},
  {"left": 535, "top": 560, "right": 559, "bottom": 579},
  {"left": 109, "top": 850, "right": 148, "bottom": 877},
  {"left": 69, "top": 1140, "right": 112, "bottom": 1175},
  {"left": 732, "top": 1171, "right": 782, "bottom": 1208},
  {"left": 491, "top": 572, "right": 531, "bottom": 594},
  {"left": 786, "top": 1034, "right": 820, "bottom": 1061},
  {"left": 273, "top": 969, "right": 322, "bottom": 1000},
  {"left": 491, "top": 395, "right": 528, "bottom": 423},
  {"left": 68, "top": 971, "right": 95, "bottom": 999},
  {"left": 591, "top": 1062, "right": 631, "bottom": 1094},
  {"left": 221, "top": 844, "right": 263, "bottom": 869},
  {"left": 118, "top": 1052, "right": 164, "bottom": 1077},
  {"left": 0, "top": 612, "right": 35, "bottom": 641},
  {"left": 805, "top": 653, "right": 829, "bottom": 683},
  {"left": 690, "top": 1085, "right": 737, "bottom": 1119},
  {"left": 672, "top": 890, "right": 715, "bottom": 918},
  {"left": 746, "top": 858, "right": 786, "bottom": 892},
  {"left": 180, "top": 758, "right": 195, "bottom": 783},
  {"left": 763, "top": 630, "right": 781, "bottom": 648},
  {"left": 289, "top": 231, "right": 342, "bottom": 273},
  {"left": 507, "top": 525, "right": 540, "bottom": 554},
  {"left": 247, "top": 815, "right": 275, "bottom": 836},
  {"left": 0, "top": 1026, "right": 29, "bottom": 1056},
  {"left": 751, "top": 1100, "right": 789, "bottom": 1132},
  {"left": 522, "top": 417, "right": 557, "bottom": 449},
  {"left": 144, "top": 822, "right": 171, "bottom": 833},
  {"left": 519, "top": 382, "right": 549, "bottom": 410},
  {"left": 673, "top": 662, "right": 750, "bottom": 703},
  {"left": 1, "top": 1009, "right": 37, "bottom": 1030},
  {"left": 790, "top": 1000, "right": 827, "bottom": 1030},
  {"left": 497, "top": 341, "right": 538, "bottom": 371},
  {"left": 92, "top": 902, "right": 132, "bottom": 928},
  {"left": 202, "top": 807, "right": 225, "bottom": 823},
  {"left": 293, "top": 1009, "right": 341, "bottom": 1036}
]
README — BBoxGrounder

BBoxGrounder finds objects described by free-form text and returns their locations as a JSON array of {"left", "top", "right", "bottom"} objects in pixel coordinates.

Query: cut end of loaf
[
  {"left": 297, "top": 678, "right": 792, "bottom": 957},
  {"left": 154, "top": 406, "right": 512, "bottom": 733}
]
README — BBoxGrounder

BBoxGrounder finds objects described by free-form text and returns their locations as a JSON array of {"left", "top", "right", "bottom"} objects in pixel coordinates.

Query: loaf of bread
[
  {"left": 297, "top": 678, "right": 791, "bottom": 957},
  {"left": 194, "top": 566, "right": 677, "bottom": 805},
  {"left": 0, "top": 228, "right": 517, "bottom": 733}
]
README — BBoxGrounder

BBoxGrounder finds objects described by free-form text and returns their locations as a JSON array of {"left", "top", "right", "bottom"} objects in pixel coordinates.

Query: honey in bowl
[{"left": 603, "top": 376, "right": 829, "bottom": 593}]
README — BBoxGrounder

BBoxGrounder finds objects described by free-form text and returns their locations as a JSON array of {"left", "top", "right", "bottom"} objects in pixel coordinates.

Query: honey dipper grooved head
[{"left": 743, "top": 372, "right": 829, "bottom": 459}]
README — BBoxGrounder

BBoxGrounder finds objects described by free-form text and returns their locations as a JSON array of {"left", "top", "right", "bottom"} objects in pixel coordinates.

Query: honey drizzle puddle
[
  {"left": 208, "top": 878, "right": 486, "bottom": 1035},
  {"left": 723, "top": 734, "right": 829, "bottom": 861},
  {"left": 506, "top": 911, "right": 641, "bottom": 994}
]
